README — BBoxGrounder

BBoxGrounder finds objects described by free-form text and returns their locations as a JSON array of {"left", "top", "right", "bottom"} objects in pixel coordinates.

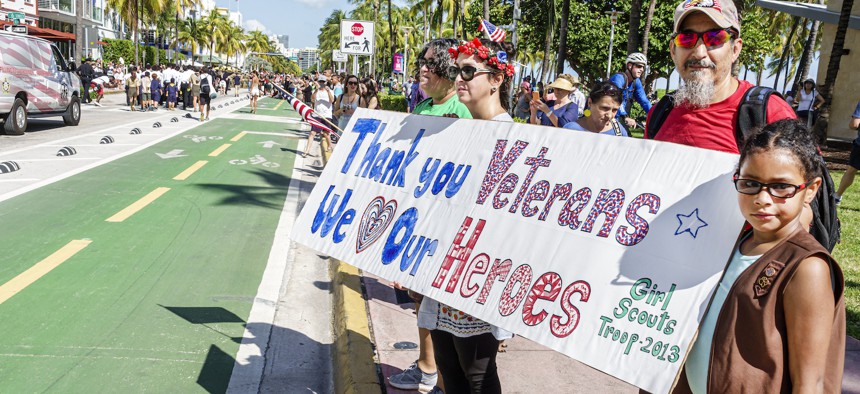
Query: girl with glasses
[
  {"left": 677, "top": 119, "right": 845, "bottom": 393},
  {"left": 564, "top": 81, "right": 627, "bottom": 136},
  {"left": 333, "top": 75, "right": 360, "bottom": 130}
]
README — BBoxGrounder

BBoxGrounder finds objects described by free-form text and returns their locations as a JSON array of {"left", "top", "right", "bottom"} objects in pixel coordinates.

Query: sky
[
  {"left": 215, "top": 0, "right": 353, "bottom": 49},
  {"left": 219, "top": 0, "right": 821, "bottom": 92}
]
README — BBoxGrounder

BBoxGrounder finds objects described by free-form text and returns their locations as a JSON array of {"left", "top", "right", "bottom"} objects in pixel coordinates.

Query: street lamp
[
  {"left": 400, "top": 26, "right": 413, "bottom": 87},
  {"left": 605, "top": 10, "right": 619, "bottom": 79}
]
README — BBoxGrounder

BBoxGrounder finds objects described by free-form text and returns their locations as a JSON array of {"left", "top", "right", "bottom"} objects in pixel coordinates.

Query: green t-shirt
[{"left": 412, "top": 95, "right": 473, "bottom": 119}]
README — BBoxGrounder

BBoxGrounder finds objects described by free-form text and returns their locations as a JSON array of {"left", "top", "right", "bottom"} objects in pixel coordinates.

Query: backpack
[
  {"left": 201, "top": 76, "right": 211, "bottom": 95},
  {"left": 647, "top": 86, "right": 841, "bottom": 252}
]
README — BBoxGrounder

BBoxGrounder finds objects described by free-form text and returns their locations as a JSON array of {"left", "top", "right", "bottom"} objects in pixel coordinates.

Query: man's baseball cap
[
  {"left": 317, "top": 75, "right": 328, "bottom": 82},
  {"left": 674, "top": 0, "right": 741, "bottom": 36}
]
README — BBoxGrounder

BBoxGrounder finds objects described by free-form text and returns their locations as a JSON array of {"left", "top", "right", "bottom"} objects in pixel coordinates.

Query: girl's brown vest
[{"left": 673, "top": 229, "right": 845, "bottom": 393}]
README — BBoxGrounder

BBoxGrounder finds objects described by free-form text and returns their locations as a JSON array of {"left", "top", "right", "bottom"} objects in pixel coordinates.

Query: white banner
[
  {"left": 340, "top": 20, "right": 374, "bottom": 56},
  {"left": 292, "top": 109, "right": 745, "bottom": 393}
]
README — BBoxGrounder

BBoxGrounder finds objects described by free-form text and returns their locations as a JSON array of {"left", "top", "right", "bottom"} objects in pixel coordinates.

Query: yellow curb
[{"left": 331, "top": 260, "right": 382, "bottom": 394}]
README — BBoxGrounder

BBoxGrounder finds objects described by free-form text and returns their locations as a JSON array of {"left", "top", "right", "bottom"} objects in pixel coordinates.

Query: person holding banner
[
  {"left": 564, "top": 81, "right": 628, "bottom": 136},
  {"left": 415, "top": 37, "right": 517, "bottom": 394},
  {"left": 388, "top": 38, "right": 471, "bottom": 394},
  {"left": 677, "top": 119, "right": 845, "bottom": 393}
]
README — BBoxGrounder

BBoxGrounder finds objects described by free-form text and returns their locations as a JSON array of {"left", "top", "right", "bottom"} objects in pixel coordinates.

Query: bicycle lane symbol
[{"left": 228, "top": 155, "right": 280, "bottom": 168}]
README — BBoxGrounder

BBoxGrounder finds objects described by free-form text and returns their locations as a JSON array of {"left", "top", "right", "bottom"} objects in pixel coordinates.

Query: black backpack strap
[
  {"left": 645, "top": 93, "right": 675, "bottom": 139},
  {"left": 735, "top": 86, "right": 784, "bottom": 148}
]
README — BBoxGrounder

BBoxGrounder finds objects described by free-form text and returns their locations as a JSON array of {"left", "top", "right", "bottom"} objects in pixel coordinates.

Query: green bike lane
[{"left": 0, "top": 99, "right": 306, "bottom": 392}]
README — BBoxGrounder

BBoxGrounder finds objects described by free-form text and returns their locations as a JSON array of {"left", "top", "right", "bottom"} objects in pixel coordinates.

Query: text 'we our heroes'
[{"left": 310, "top": 117, "right": 666, "bottom": 338}]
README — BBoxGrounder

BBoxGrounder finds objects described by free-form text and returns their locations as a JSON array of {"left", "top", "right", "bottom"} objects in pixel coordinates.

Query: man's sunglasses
[
  {"left": 733, "top": 175, "right": 812, "bottom": 199},
  {"left": 672, "top": 28, "right": 737, "bottom": 49},
  {"left": 446, "top": 65, "right": 496, "bottom": 82}
]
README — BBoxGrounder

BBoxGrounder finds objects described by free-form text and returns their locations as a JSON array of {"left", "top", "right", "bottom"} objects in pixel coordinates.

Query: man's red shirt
[{"left": 645, "top": 79, "right": 797, "bottom": 154}]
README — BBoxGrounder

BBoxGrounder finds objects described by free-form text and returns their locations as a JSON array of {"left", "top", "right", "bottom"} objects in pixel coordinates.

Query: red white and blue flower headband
[{"left": 448, "top": 38, "right": 515, "bottom": 77}]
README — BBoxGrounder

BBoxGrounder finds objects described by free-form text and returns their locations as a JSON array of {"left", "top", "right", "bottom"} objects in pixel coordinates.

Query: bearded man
[{"left": 645, "top": 0, "right": 796, "bottom": 154}]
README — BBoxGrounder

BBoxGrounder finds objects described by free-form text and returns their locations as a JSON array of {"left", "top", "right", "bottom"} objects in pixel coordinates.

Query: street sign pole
[{"left": 605, "top": 11, "right": 619, "bottom": 79}]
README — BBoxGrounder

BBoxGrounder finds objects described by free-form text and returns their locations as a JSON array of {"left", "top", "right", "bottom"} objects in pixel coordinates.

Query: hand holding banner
[{"left": 292, "top": 109, "right": 745, "bottom": 393}]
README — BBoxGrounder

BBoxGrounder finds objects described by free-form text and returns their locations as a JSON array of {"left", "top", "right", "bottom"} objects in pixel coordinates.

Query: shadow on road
[
  {"left": 194, "top": 168, "right": 292, "bottom": 210},
  {"left": 161, "top": 305, "right": 333, "bottom": 393}
]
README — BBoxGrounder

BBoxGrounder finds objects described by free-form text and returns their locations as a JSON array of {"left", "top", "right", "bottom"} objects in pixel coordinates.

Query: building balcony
[{"left": 37, "top": 0, "right": 103, "bottom": 22}]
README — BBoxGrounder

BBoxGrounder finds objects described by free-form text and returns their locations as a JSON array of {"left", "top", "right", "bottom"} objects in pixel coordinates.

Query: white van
[{"left": 0, "top": 31, "right": 82, "bottom": 135}]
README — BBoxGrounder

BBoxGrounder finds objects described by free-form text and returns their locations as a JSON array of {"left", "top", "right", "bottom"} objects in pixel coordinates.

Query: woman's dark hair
[
  {"left": 417, "top": 38, "right": 459, "bottom": 79},
  {"left": 738, "top": 119, "right": 822, "bottom": 180},
  {"left": 360, "top": 77, "right": 382, "bottom": 109},
  {"left": 587, "top": 81, "right": 623, "bottom": 105},
  {"left": 473, "top": 38, "right": 516, "bottom": 111}
]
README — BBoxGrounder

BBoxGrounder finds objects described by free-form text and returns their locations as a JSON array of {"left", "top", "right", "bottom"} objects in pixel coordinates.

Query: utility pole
[
  {"left": 605, "top": 11, "right": 619, "bottom": 79},
  {"left": 400, "top": 26, "right": 413, "bottom": 87}
]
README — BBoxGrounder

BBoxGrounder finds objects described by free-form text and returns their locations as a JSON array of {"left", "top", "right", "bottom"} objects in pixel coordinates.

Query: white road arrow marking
[
  {"left": 258, "top": 141, "right": 281, "bottom": 149},
  {"left": 156, "top": 149, "right": 187, "bottom": 159}
]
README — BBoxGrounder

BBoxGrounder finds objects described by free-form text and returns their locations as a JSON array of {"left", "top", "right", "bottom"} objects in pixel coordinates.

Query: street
[{"left": 0, "top": 94, "right": 333, "bottom": 392}]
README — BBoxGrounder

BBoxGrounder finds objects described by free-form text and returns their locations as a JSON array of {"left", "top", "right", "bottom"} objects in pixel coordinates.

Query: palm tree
[
  {"left": 817, "top": 0, "right": 855, "bottom": 141},
  {"left": 221, "top": 21, "right": 245, "bottom": 68},
  {"left": 107, "top": 0, "right": 165, "bottom": 65},
  {"left": 176, "top": 17, "right": 205, "bottom": 64},
  {"left": 555, "top": 0, "right": 570, "bottom": 75},
  {"left": 75, "top": 0, "right": 84, "bottom": 63},
  {"left": 245, "top": 30, "right": 271, "bottom": 62},
  {"left": 640, "top": 0, "right": 657, "bottom": 57},
  {"left": 627, "top": 0, "right": 642, "bottom": 54},
  {"left": 165, "top": 0, "right": 200, "bottom": 63},
  {"left": 202, "top": 9, "right": 227, "bottom": 65}
]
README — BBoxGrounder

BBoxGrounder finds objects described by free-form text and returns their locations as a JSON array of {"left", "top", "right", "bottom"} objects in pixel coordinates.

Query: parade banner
[
  {"left": 393, "top": 53, "right": 404, "bottom": 74},
  {"left": 291, "top": 109, "right": 746, "bottom": 393}
]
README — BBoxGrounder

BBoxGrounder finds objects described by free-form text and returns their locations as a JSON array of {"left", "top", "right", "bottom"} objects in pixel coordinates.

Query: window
[{"left": 50, "top": 45, "right": 67, "bottom": 71}]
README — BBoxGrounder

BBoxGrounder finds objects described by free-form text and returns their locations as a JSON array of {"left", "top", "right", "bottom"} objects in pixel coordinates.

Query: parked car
[{"left": 0, "top": 31, "right": 81, "bottom": 135}]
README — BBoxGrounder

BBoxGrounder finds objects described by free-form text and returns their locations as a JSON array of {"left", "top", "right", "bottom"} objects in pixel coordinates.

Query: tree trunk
[
  {"left": 436, "top": 0, "right": 443, "bottom": 37},
  {"left": 641, "top": 0, "right": 657, "bottom": 58},
  {"left": 773, "top": 16, "right": 799, "bottom": 90},
  {"left": 816, "top": 0, "right": 855, "bottom": 143},
  {"left": 794, "top": 3, "right": 822, "bottom": 91},
  {"left": 483, "top": 0, "right": 489, "bottom": 20},
  {"left": 154, "top": 29, "right": 160, "bottom": 66},
  {"left": 627, "top": 0, "right": 642, "bottom": 54},
  {"left": 388, "top": 0, "right": 394, "bottom": 75},
  {"left": 452, "top": 0, "right": 459, "bottom": 40},
  {"left": 75, "top": 0, "right": 83, "bottom": 63},
  {"left": 134, "top": 1, "right": 140, "bottom": 66},
  {"left": 540, "top": 0, "right": 554, "bottom": 83},
  {"left": 175, "top": 12, "right": 180, "bottom": 63},
  {"left": 555, "top": 0, "right": 569, "bottom": 75}
]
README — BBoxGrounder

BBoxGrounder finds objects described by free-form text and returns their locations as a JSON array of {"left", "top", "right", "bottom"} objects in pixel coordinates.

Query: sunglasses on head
[
  {"left": 672, "top": 28, "right": 737, "bottom": 49},
  {"left": 446, "top": 65, "right": 496, "bottom": 82}
]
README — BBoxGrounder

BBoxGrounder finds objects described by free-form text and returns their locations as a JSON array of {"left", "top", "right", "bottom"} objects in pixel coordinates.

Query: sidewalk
[{"left": 340, "top": 269, "right": 860, "bottom": 393}]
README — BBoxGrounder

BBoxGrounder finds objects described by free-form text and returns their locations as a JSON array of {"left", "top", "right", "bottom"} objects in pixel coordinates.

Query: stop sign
[{"left": 351, "top": 23, "right": 364, "bottom": 36}]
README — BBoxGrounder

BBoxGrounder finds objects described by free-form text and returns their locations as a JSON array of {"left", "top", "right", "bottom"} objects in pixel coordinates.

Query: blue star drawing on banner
[{"left": 675, "top": 208, "right": 709, "bottom": 238}]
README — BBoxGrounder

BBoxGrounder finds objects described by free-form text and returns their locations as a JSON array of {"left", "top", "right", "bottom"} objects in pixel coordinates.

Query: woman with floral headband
[{"left": 416, "top": 37, "right": 516, "bottom": 394}]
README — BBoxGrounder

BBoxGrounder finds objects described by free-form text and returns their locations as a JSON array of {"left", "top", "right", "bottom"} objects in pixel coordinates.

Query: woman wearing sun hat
[{"left": 529, "top": 74, "right": 579, "bottom": 128}]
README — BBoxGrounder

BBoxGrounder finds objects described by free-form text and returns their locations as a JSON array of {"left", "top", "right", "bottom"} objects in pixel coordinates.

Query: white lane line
[
  {"left": 0, "top": 178, "right": 41, "bottom": 183},
  {"left": 226, "top": 140, "right": 306, "bottom": 394},
  {"left": 16, "top": 158, "right": 101, "bottom": 161},
  {"left": 40, "top": 144, "right": 139, "bottom": 147}
]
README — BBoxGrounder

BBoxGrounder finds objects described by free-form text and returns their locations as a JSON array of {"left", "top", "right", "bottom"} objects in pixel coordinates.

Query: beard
[{"left": 675, "top": 59, "right": 718, "bottom": 109}]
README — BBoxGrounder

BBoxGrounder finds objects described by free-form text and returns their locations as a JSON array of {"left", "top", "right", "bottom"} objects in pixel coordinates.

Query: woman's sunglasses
[
  {"left": 672, "top": 28, "right": 737, "bottom": 49},
  {"left": 347, "top": 81, "right": 358, "bottom": 86},
  {"left": 446, "top": 65, "right": 496, "bottom": 82}
]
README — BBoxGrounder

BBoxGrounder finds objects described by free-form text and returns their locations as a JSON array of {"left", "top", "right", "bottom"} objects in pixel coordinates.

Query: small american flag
[
  {"left": 479, "top": 18, "right": 507, "bottom": 42},
  {"left": 277, "top": 87, "right": 333, "bottom": 134}
]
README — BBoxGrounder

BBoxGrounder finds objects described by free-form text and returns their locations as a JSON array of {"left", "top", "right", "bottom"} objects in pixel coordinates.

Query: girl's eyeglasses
[
  {"left": 733, "top": 175, "right": 811, "bottom": 199},
  {"left": 446, "top": 65, "right": 496, "bottom": 82},
  {"left": 672, "top": 28, "right": 737, "bottom": 49}
]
